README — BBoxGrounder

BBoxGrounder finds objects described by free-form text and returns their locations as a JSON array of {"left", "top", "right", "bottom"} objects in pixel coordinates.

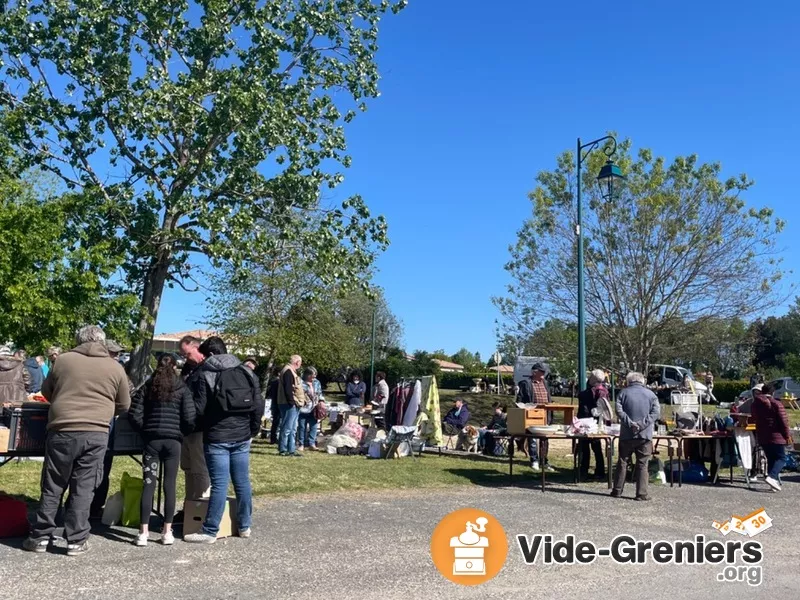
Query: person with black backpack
[{"left": 184, "top": 337, "right": 264, "bottom": 544}]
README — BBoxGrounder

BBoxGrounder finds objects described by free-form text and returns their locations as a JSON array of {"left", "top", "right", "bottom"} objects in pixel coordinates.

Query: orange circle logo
[{"left": 430, "top": 508, "right": 508, "bottom": 586}]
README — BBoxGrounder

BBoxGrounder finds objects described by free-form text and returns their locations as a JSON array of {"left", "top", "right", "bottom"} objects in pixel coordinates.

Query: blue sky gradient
[{"left": 157, "top": 0, "right": 800, "bottom": 359}]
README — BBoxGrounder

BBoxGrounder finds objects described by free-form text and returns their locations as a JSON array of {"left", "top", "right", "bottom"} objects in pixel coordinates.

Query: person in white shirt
[{"left": 372, "top": 371, "right": 390, "bottom": 406}]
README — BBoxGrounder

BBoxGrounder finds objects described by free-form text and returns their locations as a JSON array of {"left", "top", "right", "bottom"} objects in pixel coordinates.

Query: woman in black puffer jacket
[{"left": 129, "top": 354, "right": 196, "bottom": 546}]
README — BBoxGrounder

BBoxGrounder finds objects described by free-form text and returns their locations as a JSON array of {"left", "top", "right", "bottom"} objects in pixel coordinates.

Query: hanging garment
[
  {"left": 402, "top": 380, "right": 422, "bottom": 427},
  {"left": 735, "top": 428, "right": 753, "bottom": 470}
]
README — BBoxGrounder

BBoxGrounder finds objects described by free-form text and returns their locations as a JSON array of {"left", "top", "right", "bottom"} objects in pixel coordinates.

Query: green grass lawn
[
  {"left": 0, "top": 440, "right": 576, "bottom": 506},
  {"left": 3, "top": 390, "right": 796, "bottom": 506}
]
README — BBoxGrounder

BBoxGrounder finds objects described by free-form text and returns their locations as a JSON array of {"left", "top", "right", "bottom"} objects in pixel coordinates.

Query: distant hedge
[
  {"left": 711, "top": 380, "right": 750, "bottom": 404},
  {"left": 438, "top": 371, "right": 514, "bottom": 389}
]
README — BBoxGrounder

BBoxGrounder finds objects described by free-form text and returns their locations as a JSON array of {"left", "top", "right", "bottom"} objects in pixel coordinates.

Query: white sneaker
[
  {"left": 531, "top": 461, "right": 540, "bottom": 472},
  {"left": 161, "top": 531, "right": 174, "bottom": 545},
  {"left": 184, "top": 532, "right": 216, "bottom": 544},
  {"left": 239, "top": 528, "right": 251, "bottom": 539},
  {"left": 134, "top": 533, "right": 148, "bottom": 547},
  {"left": 544, "top": 464, "right": 556, "bottom": 473},
  {"left": 765, "top": 476, "right": 782, "bottom": 492}
]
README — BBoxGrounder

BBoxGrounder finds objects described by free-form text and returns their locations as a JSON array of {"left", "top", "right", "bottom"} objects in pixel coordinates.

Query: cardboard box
[
  {"left": 506, "top": 407, "right": 546, "bottom": 435},
  {"left": 0, "top": 427, "right": 9, "bottom": 452},
  {"left": 183, "top": 497, "right": 239, "bottom": 538}
]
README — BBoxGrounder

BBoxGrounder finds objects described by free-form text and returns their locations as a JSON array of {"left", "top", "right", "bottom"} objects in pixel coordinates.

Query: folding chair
[{"left": 384, "top": 425, "right": 418, "bottom": 460}]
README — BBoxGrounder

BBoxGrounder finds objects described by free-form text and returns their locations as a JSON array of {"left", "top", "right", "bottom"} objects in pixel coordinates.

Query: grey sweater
[{"left": 616, "top": 382, "right": 660, "bottom": 441}]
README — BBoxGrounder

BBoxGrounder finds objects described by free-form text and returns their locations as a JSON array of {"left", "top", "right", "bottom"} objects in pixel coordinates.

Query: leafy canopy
[
  {"left": 0, "top": 0, "right": 406, "bottom": 373},
  {"left": 495, "top": 136, "right": 789, "bottom": 372}
]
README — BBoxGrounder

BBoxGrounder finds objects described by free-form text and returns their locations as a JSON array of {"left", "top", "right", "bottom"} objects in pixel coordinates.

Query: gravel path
[{"left": 1, "top": 474, "right": 798, "bottom": 600}]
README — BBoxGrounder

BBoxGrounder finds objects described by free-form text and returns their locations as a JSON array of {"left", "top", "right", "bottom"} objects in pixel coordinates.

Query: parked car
[
  {"left": 648, "top": 364, "right": 709, "bottom": 403},
  {"left": 768, "top": 377, "right": 800, "bottom": 399}
]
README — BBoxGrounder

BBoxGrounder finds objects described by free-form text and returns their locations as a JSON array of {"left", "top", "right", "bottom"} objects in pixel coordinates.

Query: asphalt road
[{"left": 1, "top": 474, "right": 799, "bottom": 600}]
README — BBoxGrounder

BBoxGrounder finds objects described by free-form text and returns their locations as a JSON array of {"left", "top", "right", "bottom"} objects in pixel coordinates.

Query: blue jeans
[
  {"left": 278, "top": 404, "right": 300, "bottom": 454},
  {"left": 297, "top": 411, "right": 319, "bottom": 448},
  {"left": 202, "top": 440, "right": 252, "bottom": 537},
  {"left": 762, "top": 443, "right": 786, "bottom": 480}
]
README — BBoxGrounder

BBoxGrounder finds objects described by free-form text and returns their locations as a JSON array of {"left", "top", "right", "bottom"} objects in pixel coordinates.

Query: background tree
[
  {"left": 450, "top": 348, "right": 483, "bottom": 371},
  {"left": 749, "top": 299, "right": 800, "bottom": 372},
  {"left": 209, "top": 249, "right": 403, "bottom": 381},
  {"left": 0, "top": 0, "right": 406, "bottom": 382},
  {"left": 0, "top": 145, "right": 137, "bottom": 350},
  {"left": 494, "top": 136, "right": 789, "bottom": 373}
]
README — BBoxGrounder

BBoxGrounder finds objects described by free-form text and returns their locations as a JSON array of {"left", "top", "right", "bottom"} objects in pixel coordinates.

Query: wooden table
[{"left": 508, "top": 433, "right": 613, "bottom": 492}]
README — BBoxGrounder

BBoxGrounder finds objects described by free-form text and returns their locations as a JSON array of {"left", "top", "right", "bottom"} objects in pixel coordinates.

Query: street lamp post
[{"left": 576, "top": 135, "right": 624, "bottom": 391}]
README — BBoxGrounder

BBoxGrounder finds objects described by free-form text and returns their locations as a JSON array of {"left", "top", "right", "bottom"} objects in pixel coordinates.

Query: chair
[
  {"left": 384, "top": 426, "right": 418, "bottom": 460},
  {"left": 671, "top": 391, "right": 701, "bottom": 430}
]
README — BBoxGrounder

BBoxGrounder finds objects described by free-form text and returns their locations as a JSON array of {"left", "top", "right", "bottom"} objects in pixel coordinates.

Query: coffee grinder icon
[{"left": 449, "top": 517, "right": 489, "bottom": 576}]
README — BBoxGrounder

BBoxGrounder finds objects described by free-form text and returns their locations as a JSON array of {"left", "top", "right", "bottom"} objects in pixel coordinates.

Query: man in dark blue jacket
[
  {"left": 442, "top": 399, "right": 470, "bottom": 435},
  {"left": 185, "top": 336, "right": 264, "bottom": 544}
]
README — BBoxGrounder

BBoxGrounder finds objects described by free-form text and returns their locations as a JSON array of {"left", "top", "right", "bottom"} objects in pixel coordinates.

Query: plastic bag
[
  {"left": 101, "top": 491, "right": 124, "bottom": 526},
  {"left": 120, "top": 471, "right": 143, "bottom": 528}
]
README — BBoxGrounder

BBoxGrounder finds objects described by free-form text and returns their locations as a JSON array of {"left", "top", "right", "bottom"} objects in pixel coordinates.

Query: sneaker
[
  {"left": 66, "top": 541, "right": 89, "bottom": 556},
  {"left": 544, "top": 464, "right": 556, "bottom": 473},
  {"left": 765, "top": 476, "right": 782, "bottom": 492},
  {"left": 184, "top": 533, "right": 216, "bottom": 544},
  {"left": 634, "top": 495, "right": 650, "bottom": 501},
  {"left": 239, "top": 528, "right": 251, "bottom": 539},
  {"left": 279, "top": 452, "right": 288, "bottom": 457},
  {"left": 610, "top": 490, "right": 622, "bottom": 498},
  {"left": 290, "top": 452, "right": 303, "bottom": 457},
  {"left": 134, "top": 533, "right": 148, "bottom": 547},
  {"left": 308, "top": 446, "right": 318, "bottom": 451},
  {"left": 530, "top": 461, "right": 541, "bottom": 472},
  {"left": 161, "top": 531, "right": 174, "bottom": 546},
  {"left": 297, "top": 446, "right": 304, "bottom": 452},
  {"left": 22, "top": 537, "right": 49, "bottom": 553}
]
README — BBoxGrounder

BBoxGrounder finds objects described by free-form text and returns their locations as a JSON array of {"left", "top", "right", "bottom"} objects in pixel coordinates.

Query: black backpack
[{"left": 214, "top": 365, "right": 257, "bottom": 414}]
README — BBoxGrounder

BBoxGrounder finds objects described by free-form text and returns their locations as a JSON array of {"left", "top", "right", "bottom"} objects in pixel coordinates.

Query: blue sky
[{"left": 157, "top": 0, "right": 800, "bottom": 359}]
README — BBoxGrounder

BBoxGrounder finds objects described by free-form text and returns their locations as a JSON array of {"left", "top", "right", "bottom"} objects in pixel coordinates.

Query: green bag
[{"left": 120, "top": 471, "right": 143, "bottom": 528}]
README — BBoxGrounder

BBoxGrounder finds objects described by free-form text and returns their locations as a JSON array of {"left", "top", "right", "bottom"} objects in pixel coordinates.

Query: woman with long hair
[{"left": 129, "top": 354, "right": 196, "bottom": 546}]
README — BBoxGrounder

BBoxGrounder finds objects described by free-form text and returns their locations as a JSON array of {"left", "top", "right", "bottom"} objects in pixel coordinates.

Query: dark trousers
[
  {"left": 762, "top": 443, "right": 786, "bottom": 480},
  {"left": 141, "top": 439, "right": 181, "bottom": 525},
  {"left": 31, "top": 431, "right": 108, "bottom": 544},
  {"left": 269, "top": 397, "right": 280, "bottom": 443},
  {"left": 579, "top": 438, "right": 605, "bottom": 476},
  {"left": 90, "top": 418, "right": 116, "bottom": 517},
  {"left": 613, "top": 439, "right": 652, "bottom": 498}
]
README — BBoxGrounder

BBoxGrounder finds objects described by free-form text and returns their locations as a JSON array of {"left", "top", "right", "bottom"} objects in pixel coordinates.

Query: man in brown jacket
[
  {"left": 0, "top": 345, "right": 32, "bottom": 404},
  {"left": 23, "top": 326, "right": 131, "bottom": 556}
]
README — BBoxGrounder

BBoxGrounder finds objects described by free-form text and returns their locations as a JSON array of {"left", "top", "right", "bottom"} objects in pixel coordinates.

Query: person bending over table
[
  {"left": 611, "top": 371, "right": 660, "bottom": 501},
  {"left": 577, "top": 369, "right": 609, "bottom": 480}
]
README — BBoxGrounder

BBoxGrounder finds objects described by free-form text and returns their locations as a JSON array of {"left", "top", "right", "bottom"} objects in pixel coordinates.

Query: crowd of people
[
  {"left": 0, "top": 345, "right": 63, "bottom": 402},
  {"left": 19, "top": 327, "right": 267, "bottom": 555}
]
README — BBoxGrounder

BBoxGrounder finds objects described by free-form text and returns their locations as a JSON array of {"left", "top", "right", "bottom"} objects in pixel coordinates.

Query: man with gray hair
[
  {"left": 611, "top": 371, "right": 660, "bottom": 501},
  {"left": 23, "top": 325, "right": 131, "bottom": 556}
]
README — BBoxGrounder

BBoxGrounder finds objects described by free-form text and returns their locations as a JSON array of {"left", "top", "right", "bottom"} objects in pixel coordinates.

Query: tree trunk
[{"left": 128, "top": 250, "right": 172, "bottom": 386}]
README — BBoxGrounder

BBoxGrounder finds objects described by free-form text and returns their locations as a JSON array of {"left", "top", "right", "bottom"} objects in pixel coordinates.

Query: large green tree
[
  {"left": 0, "top": 0, "right": 406, "bottom": 381},
  {"left": 0, "top": 148, "right": 138, "bottom": 349},
  {"left": 494, "top": 136, "right": 789, "bottom": 373}
]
